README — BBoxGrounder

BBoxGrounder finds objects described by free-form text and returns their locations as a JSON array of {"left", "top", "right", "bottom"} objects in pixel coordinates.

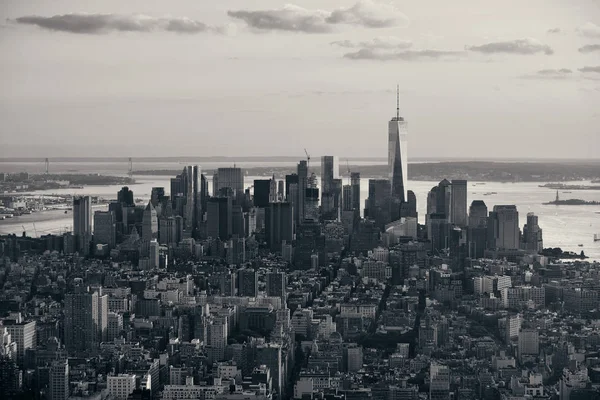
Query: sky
[{"left": 1, "top": 0, "right": 599, "bottom": 159}]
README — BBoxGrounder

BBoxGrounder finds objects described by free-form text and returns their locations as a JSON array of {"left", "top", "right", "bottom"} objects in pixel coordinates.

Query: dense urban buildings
[{"left": 1, "top": 92, "right": 598, "bottom": 400}]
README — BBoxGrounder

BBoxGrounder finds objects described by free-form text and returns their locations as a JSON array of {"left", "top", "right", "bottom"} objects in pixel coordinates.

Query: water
[{"left": 1, "top": 174, "right": 599, "bottom": 261}]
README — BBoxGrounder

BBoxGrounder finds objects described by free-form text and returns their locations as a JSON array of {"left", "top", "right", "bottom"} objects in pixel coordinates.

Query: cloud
[
  {"left": 331, "top": 36, "right": 412, "bottom": 50},
  {"left": 227, "top": 0, "right": 408, "bottom": 33},
  {"left": 12, "top": 13, "right": 228, "bottom": 34},
  {"left": 579, "top": 66, "right": 600, "bottom": 73},
  {"left": 537, "top": 68, "right": 572, "bottom": 75},
  {"left": 343, "top": 48, "right": 464, "bottom": 61},
  {"left": 547, "top": 27, "right": 561, "bottom": 34},
  {"left": 579, "top": 44, "right": 600, "bottom": 53},
  {"left": 467, "top": 38, "right": 554, "bottom": 55},
  {"left": 577, "top": 22, "right": 600, "bottom": 38}
]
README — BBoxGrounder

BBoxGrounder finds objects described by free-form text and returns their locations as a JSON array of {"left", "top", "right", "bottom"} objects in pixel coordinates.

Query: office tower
[
  {"left": 108, "top": 374, "right": 136, "bottom": 400},
  {"left": 449, "top": 227, "right": 467, "bottom": 272},
  {"left": 170, "top": 177, "right": 184, "bottom": 202},
  {"left": 436, "top": 180, "right": 451, "bottom": 220},
  {"left": 285, "top": 173, "right": 299, "bottom": 200},
  {"left": 401, "top": 190, "right": 418, "bottom": 219},
  {"left": 488, "top": 205, "right": 520, "bottom": 250},
  {"left": 468, "top": 200, "right": 488, "bottom": 259},
  {"left": 266, "top": 271, "right": 286, "bottom": 303},
  {"left": 4, "top": 320, "right": 36, "bottom": 366},
  {"left": 0, "top": 356, "right": 20, "bottom": 399},
  {"left": 269, "top": 175, "right": 278, "bottom": 202},
  {"left": 388, "top": 87, "right": 408, "bottom": 203},
  {"left": 207, "top": 197, "right": 232, "bottom": 240},
  {"left": 296, "top": 161, "right": 308, "bottom": 224},
  {"left": 142, "top": 202, "right": 158, "bottom": 242},
  {"left": 305, "top": 173, "right": 319, "bottom": 221},
  {"left": 228, "top": 236, "right": 246, "bottom": 265},
  {"left": 350, "top": 172, "right": 361, "bottom": 212},
  {"left": 49, "top": 360, "right": 69, "bottom": 400},
  {"left": 216, "top": 167, "right": 244, "bottom": 198},
  {"left": 159, "top": 217, "right": 178, "bottom": 245},
  {"left": 238, "top": 268, "right": 258, "bottom": 297},
  {"left": 449, "top": 180, "right": 468, "bottom": 226},
  {"left": 522, "top": 212, "right": 543, "bottom": 252},
  {"left": 64, "top": 280, "right": 101, "bottom": 354},
  {"left": 208, "top": 318, "right": 228, "bottom": 362},
  {"left": 468, "top": 200, "right": 488, "bottom": 228},
  {"left": 184, "top": 166, "right": 194, "bottom": 231},
  {"left": 295, "top": 221, "right": 326, "bottom": 269},
  {"left": 343, "top": 185, "right": 353, "bottom": 211},
  {"left": 253, "top": 179, "right": 271, "bottom": 208},
  {"left": 321, "top": 156, "right": 340, "bottom": 219},
  {"left": 343, "top": 343, "right": 363, "bottom": 372},
  {"left": 277, "top": 180, "right": 284, "bottom": 199},
  {"left": 429, "top": 213, "right": 450, "bottom": 252},
  {"left": 192, "top": 165, "right": 201, "bottom": 236},
  {"left": 149, "top": 240, "right": 159, "bottom": 268},
  {"left": 429, "top": 363, "right": 450, "bottom": 400},
  {"left": 265, "top": 202, "right": 294, "bottom": 252},
  {"left": 518, "top": 328, "right": 539, "bottom": 359},
  {"left": 93, "top": 211, "right": 116, "bottom": 249},
  {"left": 150, "top": 187, "right": 165, "bottom": 207},
  {"left": 107, "top": 312, "right": 123, "bottom": 341},
  {"left": 232, "top": 205, "right": 245, "bottom": 237},
  {"left": 117, "top": 186, "right": 134, "bottom": 206},
  {"left": 200, "top": 174, "right": 208, "bottom": 213},
  {"left": 73, "top": 196, "right": 92, "bottom": 252},
  {"left": 365, "top": 179, "right": 392, "bottom": 230},
  {"left": 256, "top": 344, "right": 283, "bottom": 397}
]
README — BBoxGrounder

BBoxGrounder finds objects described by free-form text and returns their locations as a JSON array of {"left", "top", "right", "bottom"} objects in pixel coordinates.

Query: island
[
  {"left": 0, "top": 173, "right": 135, "bottom": 193},
  {"left": 544, "top": 192, "right": 600, "bottom": 206},
  {"left": 539, "top": 183, "right": 600, "bottom": 190}
]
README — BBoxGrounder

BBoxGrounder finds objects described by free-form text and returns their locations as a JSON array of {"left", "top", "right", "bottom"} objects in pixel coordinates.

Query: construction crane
[{"left": 304, "top": 148, "right": 311, "bottom": 170}]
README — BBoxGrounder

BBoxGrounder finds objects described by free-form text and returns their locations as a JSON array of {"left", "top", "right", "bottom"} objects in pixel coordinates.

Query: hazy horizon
[{"left": 1, "top": 0, "right": 599, "bottom": 159}]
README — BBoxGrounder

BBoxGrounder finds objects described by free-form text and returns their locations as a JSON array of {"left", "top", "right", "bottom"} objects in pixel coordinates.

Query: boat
[{"left": 578, "top": 244, "right": 584, "bottom": 247}]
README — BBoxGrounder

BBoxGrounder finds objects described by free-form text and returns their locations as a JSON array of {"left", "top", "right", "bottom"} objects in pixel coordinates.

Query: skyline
[{"left": 1, "top": 0, "right": 599, "bottom": 159}]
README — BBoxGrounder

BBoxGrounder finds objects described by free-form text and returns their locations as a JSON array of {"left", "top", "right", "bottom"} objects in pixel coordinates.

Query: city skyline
[{"left": 1, "top": 0, "right": 599, "bottom": 159}]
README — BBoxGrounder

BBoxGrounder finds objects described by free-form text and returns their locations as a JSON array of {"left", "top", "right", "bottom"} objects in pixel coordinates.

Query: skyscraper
[
  {"left": 207, "top": 197, "right": 233, "bottom": 240},
  {"left": 488, "top": 205, "right": 520, "bottom": 250},
  {"left": 468, "top": 200, "right": 488, "bottom": 259},
  {"left": 449, "top": 180, "right": 468, "bottom": 227},
  {"left": 429, "top": 363, "right": 450, "bottom": 400},
  {"left": 321, "top": 155, "right": 340, "bottom": 219},
  {"left": 265, "top": 202, "right": 294, "bottom": 252},
  {"left": 296, "top": 161, "right": 308, "bottom": 224},
  {"left": 351, "top": 172, "right": 361, "bottom": 213},
  {"left": 253, "top": 179, "right": 271, "bottom": 208},
  {"left": 468, "top": 200, "right": 488, "bottom": 229},
  {"left": 388, "top": 86, "right": 408, "bottom": 203},
  {"left": 216, "top": 167, "right": 244, "bottom": 199},
  {"left": 266, "top": 271, "right": 286, "bottom": 304},
  {"left": 94, "top": 211, "right": 116, "bottom": 249},
  {"left": 142, "top": 201, "right": 158, "bottom": 242},
  {"left": 304, "top": 173, "right": 319, "bottom": 222},
  {"left": 73, "top": 196, "right": 92, "bottom": 253},
  {"left": 192, "top": 165, "right": 201, "bottom": 236},
  {"left": 365, "top": 179, "right": 392, "bottom": 230},
  {"left": 117, "top": 187, "right": 134, "bottom": 206},
  {"left": 64, "top": 279, "right": 101, "bottom": 354},
  {"left": 522, "top": 212, "right": 543, "bottom": 253},
  {"left": 238, "top": 268, "right": 258, "bottom": 297},
  {"left": 49, "top": 360, "right": 69, "bottom": 400}
]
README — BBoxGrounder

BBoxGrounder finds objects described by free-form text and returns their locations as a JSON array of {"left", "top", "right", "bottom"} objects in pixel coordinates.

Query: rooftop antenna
[{"left": 396, "top": 84, "right": 400, "bottom": 120}]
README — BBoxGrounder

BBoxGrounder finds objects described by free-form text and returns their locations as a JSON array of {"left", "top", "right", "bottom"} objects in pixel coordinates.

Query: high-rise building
[
  {"left": 265, "top": 202, "right": 293, "bottom": 252},
  {"left": 450, "top": 180, "right": 468, "bottom": 227},
  {"left": 429, "top": 363, "right": 450, "bottom": 400},
  {"left": 253, "top": 179, "right": 271, "bottom": 208},
  {"left": 269, "top": 175, "right": 278, "bottom": 203},
  {"left": 321, "top": 156, "right": 340, "bottom": 219},
  {"left": 468, "top": 200, "right": 488, "bottom": 228},
  {"left": 343, "top": 343, "right": 363, "bottom": 372},
  {"left": 94, "top": 211, "right": 116, "bottom": 248},
  {"left": 117, "top": 186, "right": 134, "bottom": 206},
  {"left": 305, "top": 173, "right": 319, "bottom": 222},
  {"left": 185, "top": 166, "right": 194, "bottom": 231},
  {"left": 49, "top": 360, "right": 69, "bottom": 400},
  {"left": 285, "top": 174, "right": 299, "bottom": 200},
  {"left": 192, "top": 165, "right": 202, "bottom": 237},
  {"left": 522, "top": 212, "right": 543, "bottom": 253},
  {"left": 238, "top": 268, "right": 258, "bottom": 297},
  {"left": 73, "top": 196, "right": 92, "bottom": 252},
  {"left": 207, "top": 197, "right": 232, "bottom": 240},
  {"left": 365, "top": 179, "right": 391, "bottom": 230},
  {"left": 256, "top": 343, "right": 283, "bottom": 397},
  {"left": 4, "top": 319, "right": 36, "bottom": 366},
  {"left": 150, "top": 187, "right": 165, "bottom": 208},
  {"left": 64, "top": 280, "right": 102, "bottom": 354},
  {"left": 108, "top": 374, "right": 137, "bottom": 400},
  {"left": 296, "top": 161, "right": 308, "bottom": 224},
  {"left": 216, "top": 167, "right": 244, "bottom": 199},
  {"left": 142, "top": 202, "right": 158, "bottom": 242},
  {"left": 388, "top": 87, "right": 408, "bottom": 203},
  {"left": 159, "top": 216, "right": 178, "bottom": 245},
  {"left": 488, "top": 205, "right": 520, "bottom": 250},
  {"left": 518, "top": 328, "right": 539, "bottom": 359},
  {"left": 351, "top": 172, "right": 361, "bottom": 212},
  {"left": 266, "top": 271, "right": 286, "bottom": 304}
]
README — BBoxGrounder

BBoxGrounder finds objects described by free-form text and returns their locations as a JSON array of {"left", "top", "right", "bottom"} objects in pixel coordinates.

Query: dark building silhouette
[
  {"left": 238, "top": 268, "right": 258, "bottom": 297},
  {"left": 253, "top": 179, "right": 271, "bottom": 208},
  {"left": 207, "top": 197, "right": 233, "bottom": 240},
  {"left": 265, "top": 202, "right": 293, "bottom": 252},
  {"left": 117, "top": 186, "right": 134, "bottom": 207},
  {"left": 365, "top": 179, "right": 391, "bottom": 230}
]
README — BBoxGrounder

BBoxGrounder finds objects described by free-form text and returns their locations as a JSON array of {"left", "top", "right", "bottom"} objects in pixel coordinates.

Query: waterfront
[{"left": 1, "top": 174, "right": 599, "bottom": 260}]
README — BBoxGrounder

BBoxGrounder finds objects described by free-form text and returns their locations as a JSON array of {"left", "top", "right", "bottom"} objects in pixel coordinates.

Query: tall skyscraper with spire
[{"left": 388, "top": 85, "right": 408, "bottom": 203}]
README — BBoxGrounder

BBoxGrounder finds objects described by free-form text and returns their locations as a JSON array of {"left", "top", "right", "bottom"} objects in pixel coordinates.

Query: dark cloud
[
  {"left": 579, "top": 44, "right": 600, "bottom": 53},
  {"left": 577, "top": 22, "right": 600, "bottom": 38},
  {"left": 467, "top": 38, "right": 553, "bottom": 55},
  {"left": 579, "top": 66, "right": 600, "bottom": 73},
  {"left": 547, "top": 27, "right": 561, "bottom": 34},
  {"left": 343, "top": 48, "right": 464, "bottom": 61},
  {"left": 537, "top": 68, "right": 572, "bottom": 75},
  {"left": 227, "top": 1, "right": 408, "bottom": 33},
  {"left": 13, "top": 13, "right": 228, "bottom": 34},
  {"left": 331, "top": 37, "right": 412, "bottom": 50}
]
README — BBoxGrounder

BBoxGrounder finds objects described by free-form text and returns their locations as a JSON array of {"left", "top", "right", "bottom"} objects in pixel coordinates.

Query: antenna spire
[{"left": 396, "top": 84, "right": 400, "bottom": 120}]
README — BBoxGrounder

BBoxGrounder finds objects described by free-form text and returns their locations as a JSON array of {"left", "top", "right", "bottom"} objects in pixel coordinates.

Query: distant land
[{"left": 133, "top": 161, "right": 600, "bottom": 183}]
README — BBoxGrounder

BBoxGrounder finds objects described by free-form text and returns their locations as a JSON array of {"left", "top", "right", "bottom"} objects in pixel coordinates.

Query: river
[{"left": 1, "top": 174, "right": 599, "bottom": 261}]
